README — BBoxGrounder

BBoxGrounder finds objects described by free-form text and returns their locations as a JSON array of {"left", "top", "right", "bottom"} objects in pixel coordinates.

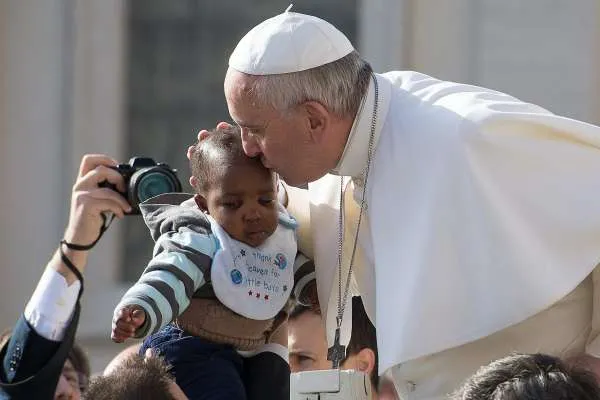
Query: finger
[
  {"left": 119, "top": 304, "right": 138, "bottom": 315},
  {"left": 73, "top": 192, "right": 129, "bottom": 218},
  {"left": 110, "top": 323, "right": 132, "bottom": 339},
  {"left": 75, "top": 165, "right": 126, "bottom": 193},
  {"left": 132, "top": 308, "right": 145, "bottom": 320},
  {"left": 115, "top": 307, "right": 131, "bottom": 319},
  {"left": 115, "top": 319, "right": 137, "bottom": 332},
  {"left": 112, "top": 315, "right": 131, "bottom": 327},
  {"left": 216, "top": 121, "right": 232, "bottom": 130},
  {"left": 111, "top": 328, "right": 131, "bottom": 342},
  {"left": 111, "top": 315, "right": 125, "bottom": 327},
  {"left": 78, "top": 154, "right": 118, "bottom": 178},
  {"left": 186, "top": 145, "right": 195, "bottom": 161},
  {"left": 112, "top": 328, "right": 134, "bottom": 342},
  {"left": 111, "top": 334, "right": 124, "bottom": 343},
  {"left": 144, "top": 348, "right": 156, "bottom": 360},
  {"left": 88, "top": 188, "right": 132, "bottom": 212},
  {"left": 198, "top": 131, "right": 210, "bottom": 141},
  {"left": 113, "top": 307, "right": 134, "bottom": 323},
  {"left": 113, "top": 325, "right": 134, "bottom": 337},
  {"left": 131, "top": 314, "right": 145, "bottom": 328},
  {"left": 196, "top": 129, "right": 210, "bottom": 142}
]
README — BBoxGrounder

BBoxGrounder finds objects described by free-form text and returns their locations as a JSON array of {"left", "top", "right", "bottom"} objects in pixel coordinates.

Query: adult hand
[
  {"left": 186, "top": 122, "right": 232, "bottom": 188},
  {"left": 63, "top": 154, "right": 132, "bottom": 247}
]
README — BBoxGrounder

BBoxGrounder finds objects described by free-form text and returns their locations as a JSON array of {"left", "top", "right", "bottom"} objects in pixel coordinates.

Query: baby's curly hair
[{"left": 189, "top": 125, "right": 264, "bottom": 193}]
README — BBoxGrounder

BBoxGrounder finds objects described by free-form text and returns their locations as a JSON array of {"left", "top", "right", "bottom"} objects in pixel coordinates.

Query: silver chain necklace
[{"left": 327, "top": 74, "right": 379, "bottom": 368}]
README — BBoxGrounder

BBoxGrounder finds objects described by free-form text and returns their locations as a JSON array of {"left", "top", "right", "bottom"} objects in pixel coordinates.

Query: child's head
[
  {"left": 189, "top": 125, "right": 278, "bottom": 247},
  {"left": 453, "top": 353, "right": 600, "bottom": 400}
]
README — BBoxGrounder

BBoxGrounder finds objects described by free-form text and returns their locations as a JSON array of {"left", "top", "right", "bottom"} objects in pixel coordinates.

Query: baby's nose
[{"left": 243, "top": 207, "right": 261, "bottom": 222}]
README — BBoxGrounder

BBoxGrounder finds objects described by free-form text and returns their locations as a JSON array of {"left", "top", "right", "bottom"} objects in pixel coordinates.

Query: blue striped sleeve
[{"left": 115, "top": 229, "right": 218, "bottom": 337}]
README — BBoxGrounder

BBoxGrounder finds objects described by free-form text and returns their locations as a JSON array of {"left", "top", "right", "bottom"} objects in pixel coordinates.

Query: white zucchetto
[{"left": 229, "top": 10, "right": 354, "bottom": 75}]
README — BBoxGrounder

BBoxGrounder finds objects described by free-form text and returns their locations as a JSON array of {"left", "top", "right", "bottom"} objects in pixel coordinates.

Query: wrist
[
  {"left": 63, "top": 223, "right": 100, "bottom": 247},
  {"left": 52, "top": 245, "right": 88, "bottom": 285}
]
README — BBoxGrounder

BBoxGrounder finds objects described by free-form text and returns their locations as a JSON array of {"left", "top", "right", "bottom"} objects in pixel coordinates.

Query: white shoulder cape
[
  {"left": 370, "top": 71, "right": 600, "bottom": 371},
  {"left": 313, "top": 72, "right": 600, "bottom": 373}
]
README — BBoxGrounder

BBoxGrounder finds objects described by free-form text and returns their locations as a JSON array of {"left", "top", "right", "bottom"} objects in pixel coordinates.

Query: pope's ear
[{"left": 302, "top": 101, "right": 330, "bottom": 144}]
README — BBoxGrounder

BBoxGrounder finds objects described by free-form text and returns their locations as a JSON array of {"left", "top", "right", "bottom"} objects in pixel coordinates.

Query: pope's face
[{"left": 224, "top": 69, "right": 332, "bottom": 187}]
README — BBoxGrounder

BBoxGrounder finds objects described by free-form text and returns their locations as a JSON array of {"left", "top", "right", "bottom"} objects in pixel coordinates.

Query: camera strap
[
  {"left": 59, "top": 213, "right": 114, "bottom": 298},
  {"left": 327, "top": 74, "right": 379, "bottom": 369}
]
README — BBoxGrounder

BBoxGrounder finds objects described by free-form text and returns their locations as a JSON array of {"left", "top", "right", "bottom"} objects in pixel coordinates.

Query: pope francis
[{"left": 192, "top": 9, "right": 600, "bottom": 400}]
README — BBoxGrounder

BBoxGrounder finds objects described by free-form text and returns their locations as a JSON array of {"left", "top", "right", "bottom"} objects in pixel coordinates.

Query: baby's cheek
[
  {"left": 219, "top": 217, "right": 245, "bottom": 240},
  {"left": 266, "top": 211, "right": 279, "bottom": 232},
  {"left": 211, "top": 212, "right": 234, "bottom": 229}
]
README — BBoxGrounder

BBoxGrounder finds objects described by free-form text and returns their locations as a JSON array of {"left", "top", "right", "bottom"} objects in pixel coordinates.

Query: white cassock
[
  {"left": 226, "top": 8, "right": 600, "bottom": 397},
  {"left": 287, "top": 71, "right": 600, "bottom": 381}
]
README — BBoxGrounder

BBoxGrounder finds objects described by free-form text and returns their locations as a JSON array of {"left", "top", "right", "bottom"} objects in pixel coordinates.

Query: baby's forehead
[{"left": 208, "top": 160, "right": 275, "bottom": 190}]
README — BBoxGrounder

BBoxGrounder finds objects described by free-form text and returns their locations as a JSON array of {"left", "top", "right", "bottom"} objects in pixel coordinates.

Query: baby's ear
[{"left": 194, "top": 194, "right": 208, "bottom": 213}]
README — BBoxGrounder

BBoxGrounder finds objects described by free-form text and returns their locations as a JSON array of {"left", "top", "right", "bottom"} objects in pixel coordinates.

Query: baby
[{"left": 112, "top": 126, "right": 312, "bottom": 399}]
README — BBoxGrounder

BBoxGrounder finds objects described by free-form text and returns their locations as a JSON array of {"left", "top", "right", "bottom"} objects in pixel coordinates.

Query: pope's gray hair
[{"left": 247, "top": 51, "right": 373, "bottom": 118}]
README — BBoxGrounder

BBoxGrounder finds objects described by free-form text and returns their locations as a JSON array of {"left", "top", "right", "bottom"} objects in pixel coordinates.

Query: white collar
[{"left": 331, "top": 73, "right": 391, "bottom": 178}]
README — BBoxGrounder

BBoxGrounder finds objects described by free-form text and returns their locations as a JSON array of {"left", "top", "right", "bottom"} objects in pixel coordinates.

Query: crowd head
[{"left": 453, "top": 353, "right": 600, "bottom": 400}]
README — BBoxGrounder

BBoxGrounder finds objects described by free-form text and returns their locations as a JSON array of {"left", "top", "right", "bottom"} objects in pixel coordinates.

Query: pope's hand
[
  {"left": 63, "top": 154, "right": 132, "bottom": 246},
  {"left": 187, "top": 122, "right": 232, "bottom": 188}
]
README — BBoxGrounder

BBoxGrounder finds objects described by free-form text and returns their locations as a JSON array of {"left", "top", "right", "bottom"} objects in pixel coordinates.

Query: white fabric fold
[{"left": 313, "top": 70, "right": 600, "bottom": 372}]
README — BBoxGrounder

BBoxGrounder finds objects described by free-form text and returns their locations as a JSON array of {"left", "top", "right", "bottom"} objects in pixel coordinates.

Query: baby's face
[{"left": 203, "top": 160, "right": 278, "bottom": 247}]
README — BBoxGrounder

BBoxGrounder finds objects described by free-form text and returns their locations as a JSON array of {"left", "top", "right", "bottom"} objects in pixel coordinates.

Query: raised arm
[
  {"left": 112, "top": 199, "right": 217, "bottom": 341},
  {"left": 0, "top": 154, "right": 130, "bottom": 398}
]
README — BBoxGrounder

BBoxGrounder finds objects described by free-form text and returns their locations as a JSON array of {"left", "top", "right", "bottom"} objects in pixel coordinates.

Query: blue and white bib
[{"left": 209, "top": 210, "right": 298, "bottom": 320}]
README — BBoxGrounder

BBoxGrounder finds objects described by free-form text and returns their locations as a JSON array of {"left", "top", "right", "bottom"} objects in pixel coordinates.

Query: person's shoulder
[
  {"left": 381, "top": 70, "right": 552, "bottom": 123},
  {"left": 139, "top": 193, "right": 211, "bottom": 240},
  {"left": 382, "top": 70, "right": 503, "bottom": 102}
]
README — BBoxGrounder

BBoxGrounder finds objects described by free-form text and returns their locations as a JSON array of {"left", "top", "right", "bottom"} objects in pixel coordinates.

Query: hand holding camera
[
  {"left": 98, "top": 157, "right": 182, "bottom": 214},
  {"left": 64, "top": 155, "right": 132, "bottom": 247}
]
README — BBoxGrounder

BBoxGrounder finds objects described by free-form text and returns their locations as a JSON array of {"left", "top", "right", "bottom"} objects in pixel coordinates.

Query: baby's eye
[
  {"left": 259, "top": 197, "right": 275, "bottom": 206},
  {"left": 221, "top": 200, "right": 241, "bottom": 209}
]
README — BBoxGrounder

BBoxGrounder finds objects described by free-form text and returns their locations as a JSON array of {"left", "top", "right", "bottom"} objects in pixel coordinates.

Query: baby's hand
[{"left": 111, "top": 305, "right": 146, "bottom": 343}]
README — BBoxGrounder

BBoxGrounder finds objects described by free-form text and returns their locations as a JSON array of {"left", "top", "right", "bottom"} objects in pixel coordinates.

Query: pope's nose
[{"left": 241, "top": 129, "right": 261, "bottom": 157}]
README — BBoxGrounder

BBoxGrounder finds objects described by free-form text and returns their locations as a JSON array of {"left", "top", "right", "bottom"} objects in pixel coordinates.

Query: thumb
[
  {"left": 216, "top": 121, "right": 232, "bottom": 130},
  {"left": 131, "top": 308, "right": 146, "bottom": 326}
]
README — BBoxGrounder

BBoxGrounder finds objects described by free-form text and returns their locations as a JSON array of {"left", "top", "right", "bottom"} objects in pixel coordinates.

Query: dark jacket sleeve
[{"left": 0, "top": 304, "right": 81, "bottom": 399}]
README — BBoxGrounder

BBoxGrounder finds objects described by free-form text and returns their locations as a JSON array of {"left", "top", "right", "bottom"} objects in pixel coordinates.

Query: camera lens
[
  {"left": 127, "top": 167, "right": 182, "bottom": 210},
  {"left": 134, "top": 171, "right": 178, "bottom": 203}
]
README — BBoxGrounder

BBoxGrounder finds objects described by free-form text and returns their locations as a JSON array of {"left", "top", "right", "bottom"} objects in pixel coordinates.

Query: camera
[
  {"left": 99, "top": 157, "right": 182, "bottom": 214},
  {"left": 291, "top": 369, "right": 372, "bottom": 400}
]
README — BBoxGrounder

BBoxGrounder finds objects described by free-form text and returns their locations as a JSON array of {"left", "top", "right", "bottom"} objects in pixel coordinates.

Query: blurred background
[{"left": 0, "top": 0, "right": 598, "bottom": 373}]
